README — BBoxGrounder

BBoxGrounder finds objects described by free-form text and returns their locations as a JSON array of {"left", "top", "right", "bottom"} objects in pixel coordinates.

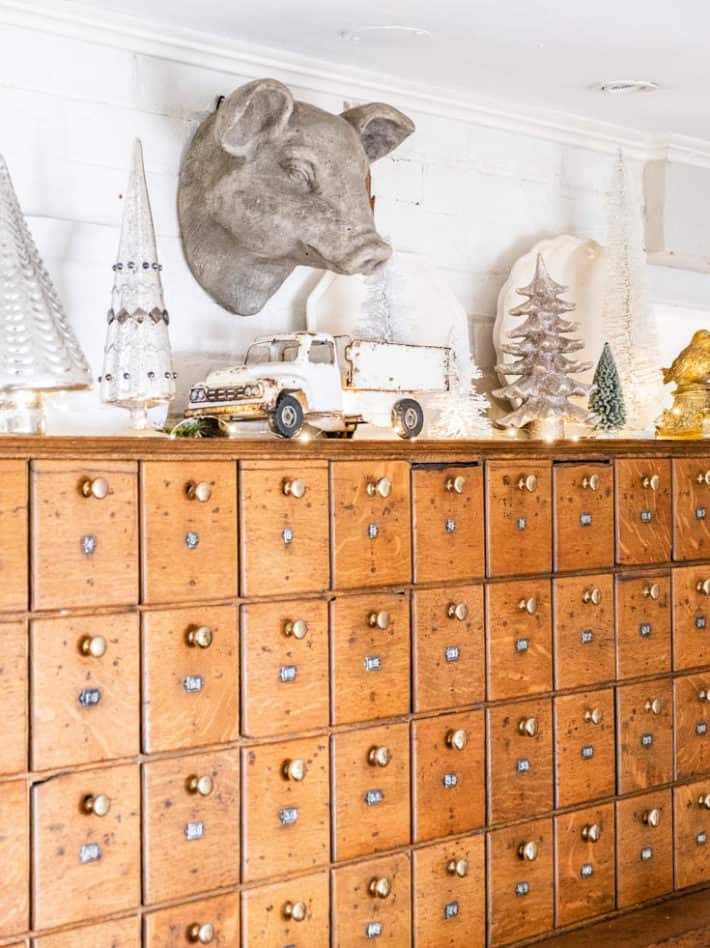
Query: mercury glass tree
[{"left": 100, "top": 139, "right": 175, "bottom": 431}]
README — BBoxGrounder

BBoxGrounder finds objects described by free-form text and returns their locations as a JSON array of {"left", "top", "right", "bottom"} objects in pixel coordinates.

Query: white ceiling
[{"left": 92, "top": 0, "right": 709, "bottom": 141}]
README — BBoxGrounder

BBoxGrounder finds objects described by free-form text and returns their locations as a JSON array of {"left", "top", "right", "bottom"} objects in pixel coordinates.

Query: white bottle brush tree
[
  {"left": 427, "top": 318, "right": 490, "bottom": 438},
  {"left": 493, "top": 254, "right": 594, "bottom": 439}
]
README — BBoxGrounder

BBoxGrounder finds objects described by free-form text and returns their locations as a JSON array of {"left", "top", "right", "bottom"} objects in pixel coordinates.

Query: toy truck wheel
[
  {"left": 392, "top": 398, "right": 424, "bottom": 439},
  {"left": 270, "top": 394, "right": 304, "bottom": 438}
]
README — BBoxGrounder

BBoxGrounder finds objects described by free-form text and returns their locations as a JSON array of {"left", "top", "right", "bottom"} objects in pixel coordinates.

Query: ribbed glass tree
[
  {"left": 589, "top": 341, "right": 626, "bottom": 431},
  {"left": 493, "top": 254, "right": 593, "bottom": 440}
]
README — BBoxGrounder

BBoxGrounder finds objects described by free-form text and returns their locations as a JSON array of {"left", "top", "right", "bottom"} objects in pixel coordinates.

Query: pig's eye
[{"left": 284, "top": 161, "right": 316, "bottom": 191}]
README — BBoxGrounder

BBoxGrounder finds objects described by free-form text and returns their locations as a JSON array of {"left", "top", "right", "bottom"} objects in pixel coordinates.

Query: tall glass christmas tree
[{"left": 100, "top": 139, "right": 175, "bottom": 431}]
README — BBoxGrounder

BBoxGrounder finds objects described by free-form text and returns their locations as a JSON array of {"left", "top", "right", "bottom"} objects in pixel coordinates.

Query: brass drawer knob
[
  {"left": 446, "top": 729, "right": 468, "bottom": 751},
  {"left": 517, "top": 474, "right": 537, "bottom": 492},
  {"left": 447, "top": 602, "right": 469, "bottom": 621},
  {"left": 282, "top": 758, "right": 306, "bottom": 782},
  {"left": 581, "top": 474, "right": 600, "bottom": 490},
  {"left": 80, "top": 476, "right": 109, "bottom": 499},
  {"left": 583, "top": 588, "right": 602, "bottom": 605},
  {"left": 368, "top": 610, "right": 391, "bottom": 630},
  {"left": 445, "top": 475, "right": 466, "bottom": 494},
  {"left": 581, "top": 823, "right": 601, "bottom": 842},
  {"left": 368, "top": 746, "right": 392, "bottom": 768},
  {"left": 584, "top": 707, "right": 604, "bottom": 725},
  {"left": 518, "top": 717, "right": 538, "bottom": 737},
  {"left": 186, "top": 481, "right": 212, "bottom": 502},
  {"left": 368, "top": 877, "right": 392, "bottom": 899},
  {"left": 697, "top": 579, "right": 710, "bottom": 596},
  {"left": 697, "top": 471, "right": 710, "bottom": 486},
  {"left": 642, "top": 474, "right": 661, "bottom": 491},
  {"left": 698, "top": 793, "right": 710, "bottom": 809},
  {"left": 642, "top": 808, "right": 661, "bottom": 827},
  {"left": 284, "top": 619, "right": 308, "bottom": 640},
  {"left": 282, "top": 478, "right": 306, "bottom": 498},
  {"left": 643, "top": 583, "right": 661, "bottom": 600},
  {"left": 699, "top": 688, "right": 710, "bottom": 703},
  {"left": 80, "top": 635, "right": 107, "bottom": 658},
  {"left": 186, "top": 625, "right": 213, "bottom": 649},
  {"left": 186, "top": 774, "right": 214, "bottom": 797},
  {"left": 367, "top": 477, "right": 392, "bottom": 498},
  {"left": 447, "top": 858, "right": 469, "bottom": 878},
  {"left": 82, "top": 793, "right": 111, "bottom": 817},
  {"left": 645, "top": 698, "right": 662, "bottom": 715},
  {"left": 518, "top": 596, "right": 538, "bottom": 615},
  {"left": 187, "top": 923, "right": 215, "bottom": 944},
  {"left": 282, "top": 900, "right": 307, "bottom": 922},
  {"left": 518, "top": 841, "right": 538, "bottom": 861}
]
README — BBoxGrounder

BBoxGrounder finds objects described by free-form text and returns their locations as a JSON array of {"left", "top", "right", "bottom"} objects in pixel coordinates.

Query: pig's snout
[{"left": 338, "top": 238, "right": 392, "bottom": 276}]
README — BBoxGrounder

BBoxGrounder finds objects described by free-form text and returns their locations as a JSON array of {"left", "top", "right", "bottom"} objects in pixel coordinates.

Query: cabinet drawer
[
  {"left": 487, "top": 818, "right": 553, "bottom": 947},
  {"left": 674, "top": 779, "right": 710, "bottom": 889},
  {"left": 242, "top": 599, "right": 329, "bottom": 737},
  {"left": 412, "top": 710, "right": 485, "bottom": 842},
  {"left": 673, "top": 565, "right": 710, "bottom": 671},
  {"left": 0, "top": 460, "right": 27, "bottom": 612},
  {"left": 615, "top": 458, "right": 672, "bottom": 565},
  {"left": 553, "top": 574, "right": 615, "bottom": 689},
  {"left": 332, "top": 852, "right": 411, "bottom": 947},
  {"left": 1, "top": 620, "right": 27, "bottom": 775},
  {"left": 412, "top": 464, "right": 484, "bottom": 583},
  {"left": 331, "top": 592, "right": 410, "bottom": 725},
  {"left": 616, "top": 789, "right": 673, "bottom": 909},
  {"left": 616, "top": 572, "right": 671, "bottom": 679},
  {"left": 240, "top": 460, "right": 329, "bottom": 596},
  {"left": 143, "top": 749, "right": 239, "bottom": 904},
  {"left": 413, "top": 836, "right": 485, "bottom": 948},
  {"left": 144, "top": 893, "right": 239, "bottom": 947},
  {"left": 31, "top": 460, "right": 138, "bottom": 609},
  {"left": 32, "top": 917, "right": 140, "bottom": 947},
  {"left": 241, "top": 871, "right": 329, "bottom": 947},
  {"left": 673, "top": 458, "right": 710, "bottom": 561},
  {"left": 332, "top": 722, "right": 410, "bottom": 861},
  {"left": 242, "top": 736, "right": 329, "bottom": 882},
  {"left": 675, "top": 672, "right": 710, "bottom": 780},
  {"left": 555, "top": 689, "right": 615, "bottom": 808},
  {"left": 486, "top": 460, "right": 552, "bottom": 577},
  {"left": 141, "top": 460, "right": 237, "bottom": 603},
  {"left": 142, "top": 604, "right": 238, "bottom": 753},
  {"left": 554, "top": 462, "right": 614, "bottom": 571},
  {"left": 555, "top": 804, "right": 615, "bottom": 927},
  {"left": 488, "top": 699, "right": 553, "bottom": 824},
  {"left": 617, "top": 679, "right": 673, "bottom": 793},
  {"left": 31, "top": 613, "right": 139, "bottom": 771},
  {"left": 331, "top": 460, "right": 411, "bottom": 589},
  {"left": 0, "top": 780, "right": 28, "bottom": 938},
  {"left": 31, "top": 763, "right": 140, "bottom": 930},
  {"left": 413, "top": 584, "right": 484, "bottom": 713},
  {"left": 486, "top": 579, "right": 552, "bottom": 700}
]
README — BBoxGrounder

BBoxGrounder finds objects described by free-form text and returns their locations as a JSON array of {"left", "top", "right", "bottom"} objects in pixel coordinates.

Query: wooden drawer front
[
  {"left": 675, "top": 672, "right": 710, "bottom": 780},
  {"left": 143, "top": 749, "right": 239, "bottom": 904},
  {"left": 33, "top": 917, "right": 140, "bottom": 947},
  {"left": 31, "top": 460, "right": 138, "bottom": 609},
  {"left": 0, "top": 780, "right": 28, "bottom": 937},
  {"left": 616, "top": 572, "right": 671, "bottom": 679},
  {"left": 486, "top": 460, "right": 552, "bottom": 577},
  {"left": 487, "top": 818, "right": 553, "bottom": 947},
  {"left": 31, "top": 763, "right": 140, "bottom": 930},
  {"left": 242, "top": 735, "right": 329, "bottom": 882},
  {"left": 616, "top": 789, "right": 673, "bottom": 909},
  {"left": 674, "top": 779, "right": 710, "bottom": 889},
  {"left": 144, "top": 893, "right": 239, "bottom": 947},
  {"left": 412, "top": 464, "right": 484, "bottom": 583},
  {"left": 486, "top": 579, "right": 552, "bottom": 699},
  {"left": 555, "top": 689, "right": 615, "bottom": 808},
  {"left": 1, "top": 620, "right": 27, "bottom": 775},
  {"left": 141, "top": 460, "right": 237, "bottom": 603},
  {"left": 554, "top": 462, "right": 614, "bottom": 572},
  {"left": 332, "top": 852, "right": 411, "bottom": 947},
  {"left": 615, "top": 458, "right": 672, "bottom": 565},
  {"left": 412, "top": 710, "right": 485, "bottom": 842},
  {"left": 242, "top": 599, "right": 329, "bottom": 737},
  {"left": 142, "top": 604, "right": 238, "bottom": 754},
  {"left": 331, "top": 593, "right": 410, "bottom": 725},
  {"left": 553, "top": 574, "right": 615, "bottom": 689},
  {"left": 617, "top": 679, "right": 674, "bottom": 793},
  {"left": 673, "top": 565, "right": 710, "bottom": 671},
  {"left": 31, "top": 613, "right": 139, "bottom": 771},
  {"left": 332, "top": 460, "right": 412, "bottom": 589},
  {"left": 0, "top": 460, "right": 27, "bottom": 611},
  {"left": 242, "top": 871, "right": 329, "bottom": 947},
  {"left": 413, "top": 584, "right": 484, "bottom": 713},
  {"left": 240, "top": 460, "right": 329, "bottom": 597},
  {"left": 488, "top": 699, "right": 553, "bottom": 823},
  {"left": 673, "top": 458, "right": 710, "bottom": 561},
  {"left": 555, "top": 803, "right": 615, "bottom": 928},
  {"left": 413, "top": 836, "right": 485, "bottom": 948},
  {"left": 332, "top": 723, "right": 410, "bottom": 861}
]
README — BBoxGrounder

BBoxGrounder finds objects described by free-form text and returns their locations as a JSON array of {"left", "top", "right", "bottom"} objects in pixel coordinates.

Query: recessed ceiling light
[
  {"left": 338, "top": 25, "right": 431, "bottom": 43},
  {"left": 599, "top": 79, "right": 658, "bottom": 95}
]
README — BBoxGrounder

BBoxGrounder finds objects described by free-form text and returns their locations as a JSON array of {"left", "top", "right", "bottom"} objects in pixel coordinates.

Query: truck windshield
[{"left": 245, "top": 340, "right": 300, "bottom": 364}]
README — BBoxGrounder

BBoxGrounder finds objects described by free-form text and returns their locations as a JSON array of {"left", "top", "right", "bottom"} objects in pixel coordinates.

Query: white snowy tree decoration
[
  {"left": 427, "top": 319, "right": 490, "bottom": 439},
  {"left": 352, "top": 241, "right": 410, "bottom": 342}
]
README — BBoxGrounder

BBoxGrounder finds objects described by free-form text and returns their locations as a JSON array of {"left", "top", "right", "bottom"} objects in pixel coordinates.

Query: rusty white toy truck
[{"left": 186, "top": 331, "right": 450, "bottom": 438}]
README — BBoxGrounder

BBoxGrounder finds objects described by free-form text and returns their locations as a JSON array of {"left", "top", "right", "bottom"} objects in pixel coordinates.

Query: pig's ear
[
  {"left": 341, "top": 103, "right": 415, "bottom": 162},
  {"left": 215, "top": 79, "right": 294, "bottom": 157}
]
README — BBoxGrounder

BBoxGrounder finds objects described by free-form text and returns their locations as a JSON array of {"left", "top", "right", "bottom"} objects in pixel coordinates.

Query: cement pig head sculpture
[{"left": 178, "top": 78, "right": 415, "bottom": 316}]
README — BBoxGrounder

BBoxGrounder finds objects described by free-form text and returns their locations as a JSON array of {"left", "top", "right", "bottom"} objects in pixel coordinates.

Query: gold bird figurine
[
  {"left": 662, "top": 329, "right": 710, "bottom": 387},
  {"left": 657, "top": 329, "right": 710, "bottom": 439}
]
